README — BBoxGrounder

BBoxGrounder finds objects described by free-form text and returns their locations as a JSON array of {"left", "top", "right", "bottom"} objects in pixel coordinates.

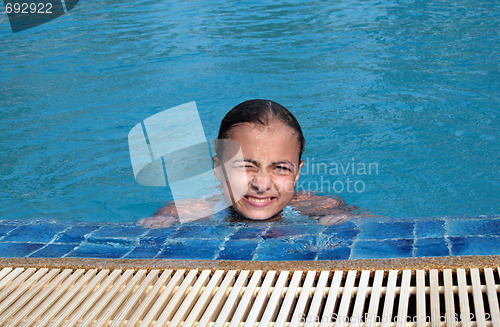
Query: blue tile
[
  {"left": 1, "top": 223, "right": 68, "bottom": 243},
  {"left": 139, "top": 236, "right": 168, "bottom": 247},
  {"left": 229, "top": 226, "right": 267, "bottom": 240},
  {"left": 0, "top": 243, "right": 45, "bottom": 257},
  {"left": 318, "top": 246, "right": 351, "bottom": 260},
  {"left": 449, "top": 236, "right": 500, "bottom": 256},
  {"left": 415, "top": 238, "right": 449, "bottom": 257},
  {"left": 89, "top": 225, "right": 147, "bottom": 238},
  {"left": 29, "top": 244, "right": 77, "bottom": 258},
  {"left": 68, "top": 243, "right": 133, "bottom": 259},
  {"left": 217, "top": 239, "right": 259, "bottom": 260},
  {"left": 324, "top": 220, "right": 357, "bottom": 233},
  {"left": 87, "top": 225, "right": 148, "bottom": 246},
  {"left": 157, "top": 239, "right": 223, "bottom": 260},
  {"left": 0, "top": 224, "right": 17, "bottom": 237},
  {"left": 144, "top": 228, "right": 177, "bottom": 238},
  {"left": 2, "top": 215, "right": 497, "bottom": 261},
  {"left": 263, "top": 224, "right": 323, "bottom": 239},
  {"left": 336, "top": 229, "right": 359, "bottom": 245},
  {"left": 357, "top": 221, "right": 414, "bottom": 240},
  {"left": 324, "top": 221, "right": 360, "bottom": 245},
  {"left": 351, "top": 239, "right": 414, "bottom": 259},
  {"left": 447, "top": 219, "right": 500, "bottom": 237},
  {"left": 254, "top": 236, "right": 317, "bottom": 261},
  {"left": 317, "top": 233, "right": 344, "bottom": 249},
  {"left": 170, "top": 225, "right": 235, "bottom": 239},
  {"left": 53, "top": 225, "right": 102, "bottom": 244},
  {"left": 124, "top": 246, "right": 161, "bottom": 259},
  {"left": 140, "top": 228, "right": 176, "bottom": 246},
  {"left": 415, "top": 220, "right": 446, "bottom": 238}
]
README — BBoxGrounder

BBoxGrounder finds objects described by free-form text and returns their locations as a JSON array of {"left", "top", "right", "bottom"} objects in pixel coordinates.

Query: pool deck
[
  {"left": 0, "top": 214, "right": 498, "bottom": 261},
  {"left": 1, "top": 255, "right": 498, "bottom": 327}
]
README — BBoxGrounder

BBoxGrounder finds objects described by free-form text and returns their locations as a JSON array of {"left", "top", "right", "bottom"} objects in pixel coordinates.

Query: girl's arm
[
  {"left": 136, "top": 197, "right": 216, "bottom": 229},
  {"left": 290, "top": 191, "right": 366, "bottom": 226}
]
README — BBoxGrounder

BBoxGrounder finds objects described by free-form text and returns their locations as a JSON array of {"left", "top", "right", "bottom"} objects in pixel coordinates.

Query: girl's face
[{"left": 214, "top": 121, "right": 304, "bottom": 220}]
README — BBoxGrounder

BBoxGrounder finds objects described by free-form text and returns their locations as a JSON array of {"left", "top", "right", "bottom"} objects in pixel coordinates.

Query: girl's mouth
[{"left": 242, "top": 195, "right": 276, "bottom": 207}]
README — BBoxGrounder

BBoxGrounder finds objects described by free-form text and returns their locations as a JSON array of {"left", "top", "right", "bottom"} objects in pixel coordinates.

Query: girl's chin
[
  {"left": 241, "top": 215, "right": 274, "bottom": 221},
  {"left": 231, "top": 205, "right": 281, "bottom": 221}
]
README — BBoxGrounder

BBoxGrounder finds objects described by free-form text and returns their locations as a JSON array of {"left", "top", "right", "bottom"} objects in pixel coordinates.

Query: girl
[{"left": 138, "top": 99, "right": 359, "bottom": 229}]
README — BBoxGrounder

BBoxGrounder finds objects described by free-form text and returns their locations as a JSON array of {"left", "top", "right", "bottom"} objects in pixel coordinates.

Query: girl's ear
[
  {"left": 213, "top": 155, "right": 223, "bottom": 182},
  {"left": 294, "top": 160, "right": 305, "bottom": 184}
]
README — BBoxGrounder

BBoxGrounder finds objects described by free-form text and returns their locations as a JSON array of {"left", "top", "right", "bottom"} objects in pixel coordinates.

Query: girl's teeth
[{"left": 248, "top": 197, "right": 271, "bottom": 203}]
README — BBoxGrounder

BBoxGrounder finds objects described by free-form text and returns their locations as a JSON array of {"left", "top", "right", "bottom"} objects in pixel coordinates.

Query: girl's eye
[
  {"left": 275, "top": 166, "right": 292, "bottom": 174},
  {"left": 233, "top": 163, "right": 252, "bottom": 168}
]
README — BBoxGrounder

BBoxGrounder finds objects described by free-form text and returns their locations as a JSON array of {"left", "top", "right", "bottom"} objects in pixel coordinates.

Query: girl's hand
[
  {"left": 290, "top": 191, "right": 361, "bottom": 226},
  {"left": 136, "top": 201, "right": 179, "bottom": 229},
  {"left": 312, "top": 212, "right": 355, "bottom": 226},
  {"left": 136, "top": 214, "right": 178, "bottom": 229}
]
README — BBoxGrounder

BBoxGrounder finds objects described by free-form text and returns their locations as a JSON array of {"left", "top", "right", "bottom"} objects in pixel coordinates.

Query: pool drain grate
[{"left": 0, "top": 266, "right": 498, "bottom": 326}]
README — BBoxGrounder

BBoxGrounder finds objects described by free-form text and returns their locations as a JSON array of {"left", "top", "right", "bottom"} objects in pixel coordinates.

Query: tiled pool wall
[{"left": 0, "top": 215, "right": 498, "bottom": 261}]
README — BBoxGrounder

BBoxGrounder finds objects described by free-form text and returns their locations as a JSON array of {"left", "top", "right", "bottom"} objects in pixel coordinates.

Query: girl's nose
[{"left": 250, "top": 170, "right": 272, "bottom": 192}]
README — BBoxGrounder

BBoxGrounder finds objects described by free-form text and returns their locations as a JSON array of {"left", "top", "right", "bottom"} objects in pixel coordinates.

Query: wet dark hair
[{"left": 217, "top": 99, "right": 305, "bottom": 161}]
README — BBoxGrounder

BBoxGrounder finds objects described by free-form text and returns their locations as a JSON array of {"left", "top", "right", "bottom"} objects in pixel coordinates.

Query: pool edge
[{"left": 1, "top": 255, "right": 498, "bottom": 272}]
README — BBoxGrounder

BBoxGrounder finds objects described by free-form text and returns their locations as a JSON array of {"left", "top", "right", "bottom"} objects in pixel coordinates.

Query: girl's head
[{"left": 213, "top": 99, "right": 305, "bottom": 220}]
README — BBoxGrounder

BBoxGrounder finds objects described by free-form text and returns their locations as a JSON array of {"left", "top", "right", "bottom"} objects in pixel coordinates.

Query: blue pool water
[{"left": 0, "top": 0, "right": 499, "bottom": 231}]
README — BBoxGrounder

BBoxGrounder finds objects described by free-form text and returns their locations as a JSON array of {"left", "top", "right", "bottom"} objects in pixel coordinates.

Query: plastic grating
[{"left": 0, "top": 267, "right": 498, "bottom": 326}]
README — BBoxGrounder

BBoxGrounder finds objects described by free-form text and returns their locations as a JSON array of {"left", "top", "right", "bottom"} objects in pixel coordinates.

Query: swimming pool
[{"left": 0, "top": 1, "right": 498, "bottom": 260}]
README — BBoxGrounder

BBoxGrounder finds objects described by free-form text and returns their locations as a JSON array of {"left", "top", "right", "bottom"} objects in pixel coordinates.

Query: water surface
[{"left": 0, "top": 0, "right": 498, "bottom": 222}]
